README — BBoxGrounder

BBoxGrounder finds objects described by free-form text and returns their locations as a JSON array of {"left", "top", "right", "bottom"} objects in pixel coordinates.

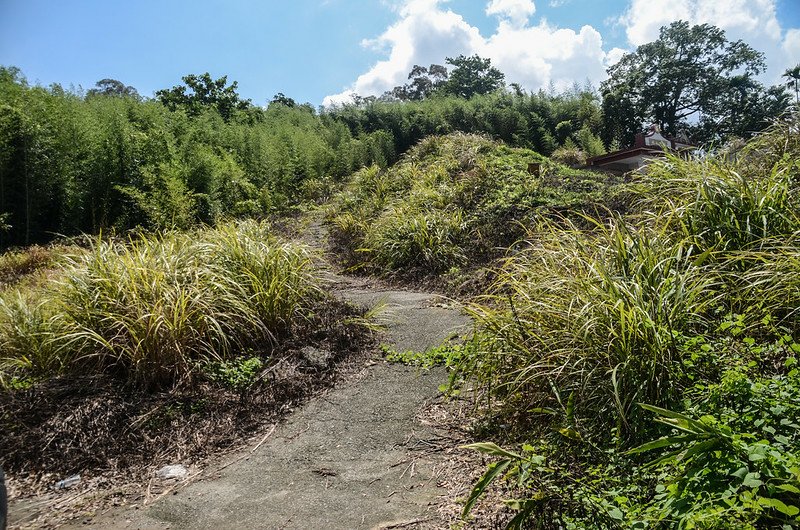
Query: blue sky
[{"left": 1, "top": 0, "right": 798, "bottom": 106}]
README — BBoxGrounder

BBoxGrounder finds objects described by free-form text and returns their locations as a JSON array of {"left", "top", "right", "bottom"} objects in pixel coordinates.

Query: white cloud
[
  {"left": 322, "top": 0, "right": 800, "bottom": 106},
  {"left": 323, "top": 0, "right": 612, "bottom": 105},
  {"left": 604, "top": 47, "right": 627, "bottom": 68},
  {"left": 485, "top": 0, "right": 536, "bottom": 28},
  {"left": 323, "top": 0, "right": 483, "bottom": 106},
  {"left": 483, "top": 21, "right": 608, "bottom": 91},
  {"left": 784, "top": 29, "right": 800, "bottom": 70},
  {"left": 617, "top": 0, "right": 797, "bottom": 83}
]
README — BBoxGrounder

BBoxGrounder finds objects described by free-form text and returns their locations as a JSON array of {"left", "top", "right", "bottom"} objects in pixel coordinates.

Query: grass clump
[
  {"left": 455, "top": 116, "right": 800, "bottom": 528},
  {"left": 327, "top": 132, "right": 625, "bottom": 278},
  {"left": 0, "top": 220, "right": 374, "bottom": 499},
  {"left": 0, "top": 220, "right": 324, "bottom": 388}
]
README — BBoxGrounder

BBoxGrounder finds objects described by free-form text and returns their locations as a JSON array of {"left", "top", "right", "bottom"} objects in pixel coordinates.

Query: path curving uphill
[{"left": 54, "top": 216, "right": 471, "bottom": 530}]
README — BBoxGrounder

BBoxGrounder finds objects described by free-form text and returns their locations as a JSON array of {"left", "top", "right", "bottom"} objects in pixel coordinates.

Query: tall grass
[
  {"left": 0, "top": 220, "right": 323, "bottom": 388},
  {"left": 461, "top": 218, "right": 720, "bottom": 432},
  {"left": 327, "top": 132, "right": 621, "bottom": 276},
  {"left": 457, "top": 115, "right": 800, "bottom": 438}
]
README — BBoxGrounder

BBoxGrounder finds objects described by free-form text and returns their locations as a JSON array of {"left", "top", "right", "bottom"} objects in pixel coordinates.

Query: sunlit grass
[{"left": 0, "top": 220, "right": 323, "bottom": 388}]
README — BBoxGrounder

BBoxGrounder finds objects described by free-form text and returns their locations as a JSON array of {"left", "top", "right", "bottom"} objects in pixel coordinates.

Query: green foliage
[
  {"left": 0, "top": 67, "right": 394, "bottom": 247},
  {"left": 87, "top": 78, "right": 139, "bottom": 99},
  {"left": 785, "top": 65, "right": 800, "bottom": 104},
  {"left": 441, "top": 55, "right": 505, "bottom": 99},
  {"left": 327, "top": 87, "right": 603, "bottom": 157},
  {"left": 328, "top": 133, "right": 623, "bottom": 276},
  {"left": 457, "top": 116, "right": 800, "bottom": 528},
  {"left": 382, "top": 340, "right": 465, "bottom": 370},
  {"left": 627, "top": 382, "right": 800, "bottom": 528},
  {"left": 388, "top": 63, "right": 449, "bottom": 101},
  {"left": 0, "top": 221, "right": 325, "bottom": 388},
  {"left": 155, "top": 72, "right": 251, "bottom": 121},
  {"left": 202, "top": 356, "right": 264, "bottom": 391},
  {"left": 601, "top": 21, "right": 785, "bottom": 146}
]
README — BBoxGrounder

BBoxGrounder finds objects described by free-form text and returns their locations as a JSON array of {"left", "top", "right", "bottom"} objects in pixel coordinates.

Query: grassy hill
[{"left": 327, "top": 132, "right": 626, "bottom": 280}]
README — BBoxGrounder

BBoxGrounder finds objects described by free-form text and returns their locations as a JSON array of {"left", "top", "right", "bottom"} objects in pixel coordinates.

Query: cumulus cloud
[
  {"left": 617, "top": 0, "right": 797, "bottom": 83},
  {"left": 322, "top": 0, "right": 800, "bottom": 106},
  {"left": 485, "top": 0, "right": 536, "bottom": 28},
  {"left": 323, "top": 0, "right": 615, "bottom": 106},
  {"left": 604, "top": 47, "right": 627, "bottom": 68},
  {"left": 784, "top": 29, "right": 800, "bottom": 70},
  {"left": 323, "top": 0, "right": 483, "bottom": 106},
  {"left": 484, "top": 21, "right": 608, "bottom": 91}
]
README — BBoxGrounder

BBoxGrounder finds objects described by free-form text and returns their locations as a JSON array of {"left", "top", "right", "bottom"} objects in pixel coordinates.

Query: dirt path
[{"left": 46, "top": 214, "right": 473, "bottom": 530}]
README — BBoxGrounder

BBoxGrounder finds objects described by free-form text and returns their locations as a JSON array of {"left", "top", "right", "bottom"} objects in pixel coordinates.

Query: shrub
[{"left": 0, "top": 221, "right": 323, "bottom": 388}]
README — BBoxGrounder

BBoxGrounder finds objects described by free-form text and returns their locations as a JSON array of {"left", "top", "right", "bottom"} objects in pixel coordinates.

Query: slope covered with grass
[
  {"left": 453, "top": 117, "right": 800, "bottom": 528},
  {"left": 326, "top": 133, "right": 626, "bottom": 279},
  {"left": 0, "top": 220, "right": 371, "bottom": 486}
]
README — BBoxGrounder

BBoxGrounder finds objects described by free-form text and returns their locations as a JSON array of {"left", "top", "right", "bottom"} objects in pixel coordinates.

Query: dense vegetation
[
  {"left": 454, "top": 116, "right": 800, "bottom": 528},
  {"left": 0, "top": 16, "right": 798, "bottom": 529},
  {"left": 0, "top": 220, "right": 335, "bottom": 389},
  {"left": 327, "top": 133, "right": 623, "bottom": 277},
  {"left": 0, "top": 67, "right": 395, "bottom": 247},
  {"left": 0, "top": 220, "right": 373, "bottom": 490},
  {"left": 0, "top": 22, "right": 792, "bottom": 249}
]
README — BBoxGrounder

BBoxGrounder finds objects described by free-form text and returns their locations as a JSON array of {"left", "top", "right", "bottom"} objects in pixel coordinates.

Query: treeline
[
  {"left": 0, "top": 65, "right": 605, "bottom": 248},
  {"left": 0, "top": 20, "right": 795, "bottom": 248},
  {"left": 326, "top": 87, "right": 605, "bottom": 161},
  {"left": 0, "top": 67, "right": 394, "bottom": 247}
]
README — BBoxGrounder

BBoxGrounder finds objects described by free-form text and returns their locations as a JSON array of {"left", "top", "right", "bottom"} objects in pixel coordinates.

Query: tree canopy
[
  {"left": 155, "top": 73, "right": 251, "bottom": 121},
  {"left": 388, "top": 64, "right": 448, "bottom": 101},
  {"left": 87, "top": 78, "right": 139, "bottom": 99},
  {"left": 440, "top": 55, "right": 505, "bottom": 99},
  {"left": 601, "top": 21, "right": 768, "bottom": 145},
  {"left": 784, "top": 64, "right": 800, "bottom": 104}
]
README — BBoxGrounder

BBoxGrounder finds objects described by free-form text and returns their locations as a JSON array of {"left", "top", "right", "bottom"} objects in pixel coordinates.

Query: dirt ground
[
  {"left": 47, "top": 278, "right": 472, "bottom": 529},
  {"left": 7, "top": 211, "right": 490, "bottom": 529}
]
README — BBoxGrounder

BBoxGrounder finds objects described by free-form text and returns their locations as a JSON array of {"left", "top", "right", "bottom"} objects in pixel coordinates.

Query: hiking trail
[{"left": 46, "top": 212, "right": 472, "bottom": 530}]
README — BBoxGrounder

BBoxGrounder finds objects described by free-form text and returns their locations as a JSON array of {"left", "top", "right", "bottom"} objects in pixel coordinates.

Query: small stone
[
  {"left": 156, "top": 465, "right": 188, "bottom": 480},
  {"left": 300, "top": 346, "right": 331, "bottom": 368},
  {"left": 54, "top": 474, "right": 81, "bottom": 489}
]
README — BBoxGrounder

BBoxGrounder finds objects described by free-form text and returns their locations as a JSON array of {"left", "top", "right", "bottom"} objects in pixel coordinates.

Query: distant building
[{"left": 587, "top": 125, "right": 696, "bottom": 173}]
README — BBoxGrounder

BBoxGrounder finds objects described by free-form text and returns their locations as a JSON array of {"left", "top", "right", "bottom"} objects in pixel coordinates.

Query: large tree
[
  {"left": 387, "top": 64, "right": 448, "bottom": 101},
  {"left": 440, "top": 55, "right": 505, "bottom": 99},
  {"left": 156, "top": 73, "right": 250, "bottom": 121},
  {"left": 601, "top": 21, "right": 765, "bottom": 145},
  {"left": 87, "top": 78, "right": 139, "bottom": 99}
]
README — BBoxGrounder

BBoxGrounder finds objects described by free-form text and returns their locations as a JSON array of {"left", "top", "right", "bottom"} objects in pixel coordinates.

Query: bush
[
  {"left": 0, "top": 220, "right": 323, "bottom": 388},
  {"left": 455, "top": 116, "right": 800, "bottom": 528},
  {"left": 327, "top": 133, "right": 623, "bottom": 276}
]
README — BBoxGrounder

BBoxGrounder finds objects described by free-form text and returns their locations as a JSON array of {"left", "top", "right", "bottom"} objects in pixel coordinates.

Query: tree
[
  {"left": 270, "top": 93, "right": 296, "bottom": 107},
  {"left": 440, "top": 55, "right": 505, "bottom": 99},
  {"left": 783, "top": 64, "right": 800, "bottom": 104},
  {"left": 386, "top": 64, "right": 448, "bottom": 101},
  {"left": 156, "top": 73, "right": 250, "bottom": 121},
  {"left": 601, "top": 21, "right": 765, "bottom": 145},
  {"left": 692, "top": 82, "right": 790, "bottom": 142},
  {"left": 87, "top": 78, "right": 139, "bottom": 99}
]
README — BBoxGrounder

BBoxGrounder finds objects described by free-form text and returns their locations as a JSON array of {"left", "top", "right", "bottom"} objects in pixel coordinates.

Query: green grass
[
  {"left": 453, "top": 116, "right": 800, "bottom": 528},
  {"left": 0, "top": 220, "right": 325, "bottom": 388},
  {"left": 327, "top": 132, "right": 625, "bottom": 277}
]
